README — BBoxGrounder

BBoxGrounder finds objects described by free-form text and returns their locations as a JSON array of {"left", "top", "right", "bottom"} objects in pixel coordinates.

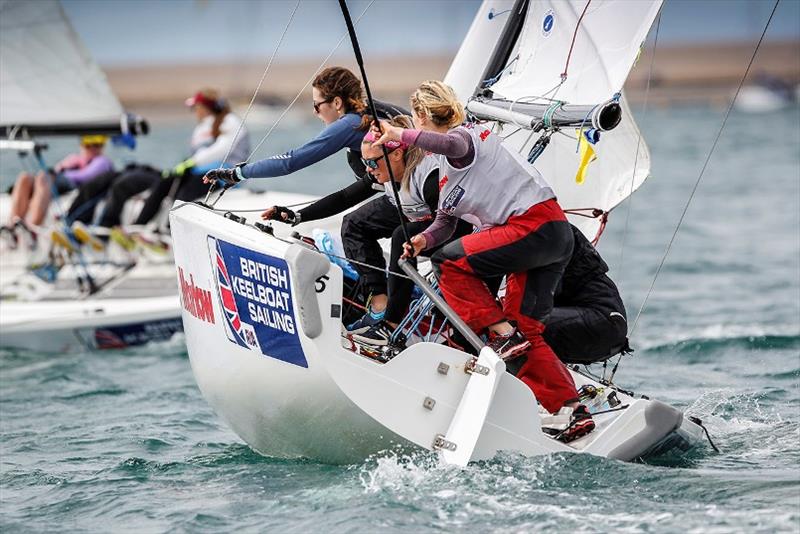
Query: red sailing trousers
[{"left": 431, "top": 199, "right": 578, "bottom": 413}]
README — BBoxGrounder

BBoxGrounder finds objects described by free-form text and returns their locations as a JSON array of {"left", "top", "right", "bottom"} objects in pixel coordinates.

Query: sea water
[{"left": 1, "top": 105, "right": 798, "bottom": 532}]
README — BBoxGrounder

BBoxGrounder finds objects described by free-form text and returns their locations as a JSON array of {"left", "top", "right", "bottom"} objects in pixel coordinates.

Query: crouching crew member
[{"left": 375, "top": 80, "right": 594, "bottom": 443}]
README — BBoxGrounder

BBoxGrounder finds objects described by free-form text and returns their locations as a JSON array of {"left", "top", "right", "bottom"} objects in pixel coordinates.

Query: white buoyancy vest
[
  {"left": 380, "top": 154, "right": 439, "bottom": 221},
  {"left": 437, "top": 124, "right": 555, "bottom": 229}
]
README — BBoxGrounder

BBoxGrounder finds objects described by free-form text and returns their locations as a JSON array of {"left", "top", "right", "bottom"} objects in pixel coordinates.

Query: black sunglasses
[
  {"left": 361, "top": 153, "right": 387, "bottom": 170},
  {"left": 312, "top": 97, "right": 333, "bottom": 113}
]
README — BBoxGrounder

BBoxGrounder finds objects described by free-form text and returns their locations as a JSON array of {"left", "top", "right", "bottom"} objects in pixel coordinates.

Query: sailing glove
[
  {"left": 162, "top": 158, "right": 196, "bottom": 178},
  {"left": 264, "top": 206, "right": 300, "bottom": 226},
  {"left": 203, "top": 163, "right": 246, "bottom": 187}
]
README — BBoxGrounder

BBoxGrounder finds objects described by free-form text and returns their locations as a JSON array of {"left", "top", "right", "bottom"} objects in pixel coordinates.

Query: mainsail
[
  {"left": 0, "top": 0, "right": 144, "bottom": 138},
  {"left": 445, "top": 0, "right": 662, "bottom": 240}
]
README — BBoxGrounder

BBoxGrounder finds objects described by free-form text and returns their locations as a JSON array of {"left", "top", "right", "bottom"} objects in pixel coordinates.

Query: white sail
[
  {"left": 446, "top": 0, "right": 661, "bottom": 240},
  {"left": 0, "top": 0, "right": 123, "bottom": 129},
  {"left": 491, "top": 0, "right": 662, "bottom": 105}
]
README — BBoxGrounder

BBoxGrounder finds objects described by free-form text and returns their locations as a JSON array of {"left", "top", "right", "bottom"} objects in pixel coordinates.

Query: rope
[
  {"left": 560, "top": 0, "right": 592, "bottom": 81},
  {"left": 610, "top": 0, "right": 781, "bottom": 384},
  {"left": 563, "top": 207, "right": 608, "bottom": 245}
]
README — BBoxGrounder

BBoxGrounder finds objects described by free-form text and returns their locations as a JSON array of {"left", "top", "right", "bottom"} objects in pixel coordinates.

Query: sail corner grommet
[
  {"left": 437, "top": 362, "right": 450, "bottom": 375},
  {"left": 423, "top": 397, "right": 436, "bottom": 411}
]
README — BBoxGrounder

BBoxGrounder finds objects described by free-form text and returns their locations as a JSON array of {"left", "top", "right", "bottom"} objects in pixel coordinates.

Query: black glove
[
  {"left": 203, "top": 162, "right": 245, "bottom": 187},
  {"left": 265, "top": 206, "right": 300, "bottom": 226}
]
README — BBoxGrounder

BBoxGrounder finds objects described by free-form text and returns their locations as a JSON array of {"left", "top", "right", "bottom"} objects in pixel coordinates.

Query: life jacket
[{"left": 437, "top": 123, "right": 555, "bottom": 229}]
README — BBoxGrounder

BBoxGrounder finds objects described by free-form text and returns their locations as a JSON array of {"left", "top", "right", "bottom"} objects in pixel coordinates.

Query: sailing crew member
[
  {"left": 373, "top": 80, "right": 593, "bottom": 442},
  {"left": 261, "top": 115, "right": 472, "bottom": 344},
  {"left": 62, "top": 88, "right": 249, "bottom": 250},
  {"left": 203, "top": 66, "right": 407, "bottom": 188},
  {"left": 545, "top": 224, "right": 630, "bottom": 365},
  {"left": 2, "top": 135, "right": 113, "bottom": 246}
]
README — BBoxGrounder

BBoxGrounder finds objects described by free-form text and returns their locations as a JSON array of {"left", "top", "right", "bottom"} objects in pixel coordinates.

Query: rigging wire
[
  {"left": 205, "top": 1, "right": 376, "bottom": 208},
  {"left": 245, "top": 1, "right": 375, "bottom": 162},
  {"left": 220, "top": 0, "right": 301, "bottom": 168},
  {"left": 609, "top": 0, "right": 782, "bottom": 383}
]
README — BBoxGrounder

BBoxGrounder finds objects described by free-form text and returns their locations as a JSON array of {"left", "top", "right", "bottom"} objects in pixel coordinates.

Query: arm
[
  {"left": 401, "top": 129, "right": 474, "bottom": 169},
  {"left": 420, "top": 210, "right": 459, "bottom": 250},
  {"left": 298, "top": 177, "right": 376, "bottom": 223},
  {"left": 243, "top": 115, "right": 362, "bottom": 179},
  {"left": 61, "top": 156, "right": 114, "bottom": 185},
  {"left": 54, "top": 154, "right": 83, "bottom": 173}
]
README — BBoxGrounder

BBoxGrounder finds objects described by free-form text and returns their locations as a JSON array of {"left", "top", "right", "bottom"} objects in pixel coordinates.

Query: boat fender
[
  {"left": 285, "top": 244, "right": 330, "bottom": 339},
  {"left": 607, "top": 400, "right": 683, "bottom": 461}
]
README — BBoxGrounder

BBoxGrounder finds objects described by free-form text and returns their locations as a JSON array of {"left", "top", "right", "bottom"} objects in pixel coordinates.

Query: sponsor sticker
[
  {"left": 179, "top": 267, "right": 215, "bottom": 324},
  {"left": 542, "top": 10, "right": 554, "bottom": 37},
  {"left": 208, "top": 236, "right": 307, "bottom": 368},
  {"left": 442, "top": 185, "right": 466, "bottom": 214}
]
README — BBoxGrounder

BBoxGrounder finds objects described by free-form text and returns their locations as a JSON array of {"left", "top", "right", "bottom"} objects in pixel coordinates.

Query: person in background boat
[
  {"left": 261, "top": 115, "right": 472, "bottom": 345},
  {"left": 131, "top": 89, "right": 250, "bottom": 229},
  {"left": 202, "top": 66, "right": 407, "bottom": 188},
  {"left": 1, "top": 135, "right": 113, "bottom": 247},
  {"left": 63, "top": 89, "right": 249, "bottom": 250},
  {"left": 372, "top": 80, "right": 593, "bottom": 443}
]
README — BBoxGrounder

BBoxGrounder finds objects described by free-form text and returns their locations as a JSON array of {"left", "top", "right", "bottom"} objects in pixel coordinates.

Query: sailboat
[
  {"left": 168, "top": 0, "right": 709, "bottom": 464},
  {"left": 0, "top": 0, "right": 183, "bottom": 352}
]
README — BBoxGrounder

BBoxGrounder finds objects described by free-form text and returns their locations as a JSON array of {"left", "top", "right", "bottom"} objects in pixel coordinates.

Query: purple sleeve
[
  {"left": 420, "top": 210, "right": 459, "bottom": 250},
  {"left": 62, "top": 156, "right": 114, "bottom": 185},
  {"left": 401, "top": 128, "right": 474, "bottom": 169}
]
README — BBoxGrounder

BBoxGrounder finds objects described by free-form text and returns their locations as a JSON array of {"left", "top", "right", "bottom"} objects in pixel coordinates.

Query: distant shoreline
[{"left": 107, "top": 41, "right": 799, "bottom": 115}]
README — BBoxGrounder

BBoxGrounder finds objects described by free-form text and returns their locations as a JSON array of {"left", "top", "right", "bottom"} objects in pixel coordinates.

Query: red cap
[{"left": 185, "top": 91, "right": 218, "bottom": 109}]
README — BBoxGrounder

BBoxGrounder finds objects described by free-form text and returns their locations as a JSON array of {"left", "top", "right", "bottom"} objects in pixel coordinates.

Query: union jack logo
[{"left": 214, "top": 239, "right": 249, "bottom": 348}]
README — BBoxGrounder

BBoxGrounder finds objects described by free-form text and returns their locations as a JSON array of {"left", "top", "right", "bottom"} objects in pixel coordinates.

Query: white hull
[
  {"left": 170, "top": 203, "right": 705, "bottom": 464},
  {"left": 0, "top": 189, "right": 327, "bottom": 352}
]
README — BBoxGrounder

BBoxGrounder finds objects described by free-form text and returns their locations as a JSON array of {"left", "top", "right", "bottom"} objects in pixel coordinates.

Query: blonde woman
[
  {"left": 263, "top": 115, "right": 471, "bottom": 342},
  {"left": 372, "top": 80, "right": 593, "bottom": 443}
]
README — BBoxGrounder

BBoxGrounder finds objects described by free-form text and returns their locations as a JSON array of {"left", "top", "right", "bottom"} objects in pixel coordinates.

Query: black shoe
[
  {"left": 351, "top": 321, "right": 393, "bottom": 347},
  {"left": 347, "top": 308, "right": 385, "bottom": 334},
  {"left": 487, "top": 328, "right": 531, "bottom": 360}
]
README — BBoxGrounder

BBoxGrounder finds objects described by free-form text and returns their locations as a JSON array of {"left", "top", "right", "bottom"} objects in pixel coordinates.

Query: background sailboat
[{"left": 0, "top": 0, "right": 147, "bottom": 142}]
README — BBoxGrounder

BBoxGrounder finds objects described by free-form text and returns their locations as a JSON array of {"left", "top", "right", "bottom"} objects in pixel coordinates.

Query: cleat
[
  {"left": 486, "top": 327, "right": 531, "bottom": 360},
  {"left": 351, "top": 321, "right": 393, "bottom": 347},
  {"left": 71, "top": 222, "right": 105, "bottom": 252}
]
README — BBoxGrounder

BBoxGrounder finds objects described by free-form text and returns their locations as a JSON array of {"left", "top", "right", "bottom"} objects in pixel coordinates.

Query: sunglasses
[
  {"left": 312, "top": 97, "right": 333, "bottom": 113},
  {"left": 361, "top": 153, "right": 387, "bottom": 170}
]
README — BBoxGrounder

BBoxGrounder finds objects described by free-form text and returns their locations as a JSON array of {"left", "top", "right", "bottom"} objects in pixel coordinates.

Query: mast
[{"left": 477, "top": 0, "right": 529, "bottom": 99}]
